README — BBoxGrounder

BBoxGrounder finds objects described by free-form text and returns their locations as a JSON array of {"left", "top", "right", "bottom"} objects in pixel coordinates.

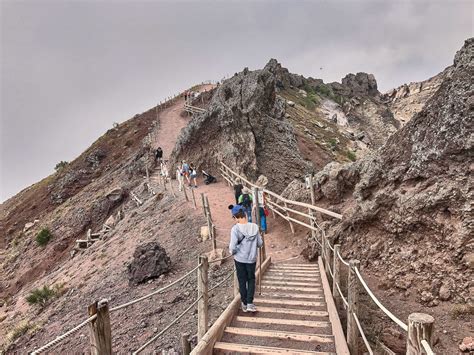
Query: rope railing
[
  {"left": 30, "top": 314, "right": 97, "bottom": 355},
  {"left": 132, "top": 295, "right": 204, "bottom": 354},
  {"left": 208, "top": 254, "right": 233, "bottom": 264},
  {"left": 220, "top": 160, "right": 437, "bottom": 355},
  {"left": 110, "top": 264, "right": 202, "bottom": 312},
  {"left": 353, "top": 312, "right": 374, "bottom": 355},
  {"left": 208, "top": 270, "right": 234, "bottom": 292},
  {"left": 354, "top": 267, "right": 408, "bottom": 331}
]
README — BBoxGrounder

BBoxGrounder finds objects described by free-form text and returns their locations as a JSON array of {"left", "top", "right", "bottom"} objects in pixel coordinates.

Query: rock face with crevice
[
  {"left": 171, "top": 63, "right": 310, "bottom": 192},
  {"left": 285, "top": 38, "right": 474, "bottom": 306}
]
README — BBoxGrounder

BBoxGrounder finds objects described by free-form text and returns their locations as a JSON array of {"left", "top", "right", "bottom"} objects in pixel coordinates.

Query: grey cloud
[{"left": 1, "top": 0, "right": 472, "bottom": 201}]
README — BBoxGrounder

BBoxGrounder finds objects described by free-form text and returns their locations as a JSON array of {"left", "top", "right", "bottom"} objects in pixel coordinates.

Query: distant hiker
[
  {"left": 182, "top": 160, "right": 191, "bottom": 185},
  {"left": 238, "top": 187, "right": 253, "bottom": 222},
  {"left": 252, "top": 175, "right": 269, "bottom": 233},
  {"left": 160, "top": 160, "right": 169, "bottom": 179},
  {"left": 233, "top": 178, "right": 243, "bottom": 204},
  {"left": 155, "top": 147, "right": 163, "bottom": 165},
  {"left": 176, "top": 165, "right": 184, "bottom": 191},
  {"left": 228, "top": 204, "right": 263, "bottom": 313},
  {"left": 189, "top": 163, "right": 198, "bottom": 188}
]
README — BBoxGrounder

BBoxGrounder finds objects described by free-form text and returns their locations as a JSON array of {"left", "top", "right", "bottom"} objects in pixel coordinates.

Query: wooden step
[
  {"left": 267, "top": 270, "right": 320, "bottom": 275},
  {"left": 235, "top": 316, "right": 330, "bottom": 328},
  {"left": 254, "top": 306, "right": 328, "bottom": 317},
  {"left": 277, "top": 263, "right": 319, "bottom": 267},
  {"left": 264, "top": 276, "right": 321, "bottom": 283},
  {"left": 253, "top": 298, "right": 325, "bottom": 308},
  {"left": 262, "top": 280, "right": 321, "bottom": 287},
  {"left": 214, "top": 342, "right": 334, "bottom": 354},
  {"left": 224, "top": 327, "right": 334, "bottom": 343},
  {"left": 262, "top": 285, "right": 323, "bottom": 293},
  {"left": 272, "top": 265, "right": 319, "bottom": 270},
  {"left": 260, "top": 293, "right": 324, "bottom": 300}
]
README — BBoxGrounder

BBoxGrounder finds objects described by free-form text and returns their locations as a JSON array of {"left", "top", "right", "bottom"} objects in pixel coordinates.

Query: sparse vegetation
[
  {"left": 451, "top": 303, "right": 474, "bottom": 319},
  {"left": 5, "top": 320, "right": 32, "bottom": 345},
  {"left": 26, "top": 283, "right": 66, "bottom": 306},
  {"left": 54, "top": 160, "right": 69, "bottom": 172},
  {"left": 346, "top": 150, "right": 357, "bottom": 161},
  {"left": 328, "top": 138, "right": 338, "bottom": 149},
  {"left": 35, "top": 228, "right": 51, "bottom": 246}
]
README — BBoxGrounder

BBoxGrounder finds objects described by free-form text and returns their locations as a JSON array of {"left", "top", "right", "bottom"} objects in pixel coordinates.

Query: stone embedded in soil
[
  {"left": 127, "top": 241, "right": 171, "bottom": 285},
  {"left": 460, "top": 337, "right": 474, "bottom": 352}
]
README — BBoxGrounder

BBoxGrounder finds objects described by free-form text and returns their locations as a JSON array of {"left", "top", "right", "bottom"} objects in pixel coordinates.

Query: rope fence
[{"left": 219, "top": 161, "right": 436, "bottom": 355}]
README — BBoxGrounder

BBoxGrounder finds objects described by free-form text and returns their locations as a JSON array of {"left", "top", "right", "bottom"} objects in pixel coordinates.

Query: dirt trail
[{"left": 151, "top": 89, "right": 307, "bottom": 263}]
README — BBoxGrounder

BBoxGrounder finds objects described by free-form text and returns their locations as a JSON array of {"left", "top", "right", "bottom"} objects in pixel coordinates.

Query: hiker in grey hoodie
[{"left": 228, "top": 204, "right": 263, "bottom": 312}]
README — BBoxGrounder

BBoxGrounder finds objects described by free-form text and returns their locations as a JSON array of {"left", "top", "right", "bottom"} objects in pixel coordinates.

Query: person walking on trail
[
  {"left": 252, "top": 175, "right": 269, "bottom": 233},
  {"left": 233, "top": 178, "right": 243, "bottom": 204},
  {"left": 155, "top": 147, "right": 163, "bottom": 165},
  {"left": 238, "top": 187, "right": 253, "bottom": 222},
  {"left": 182, "top": 160, "right": 191, "bottom": 185},
  {"left": 176, "top": 164, "right": 184, "bottom": 191},
  {"left": 228, "top": 204, "right": 263, "bottom": 313},
  {"left": 189, "top": 163, "right": 198, "bottom": 188}
]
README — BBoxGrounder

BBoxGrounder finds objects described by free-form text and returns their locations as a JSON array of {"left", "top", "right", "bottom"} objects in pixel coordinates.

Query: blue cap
[{"left": 230, "top": 204, "right": 245, "bottom": 216}]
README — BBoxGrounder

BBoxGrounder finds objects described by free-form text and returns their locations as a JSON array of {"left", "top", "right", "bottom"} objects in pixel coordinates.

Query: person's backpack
[{"left": 241, "top": 194, "right": 251, "bottom": 208}]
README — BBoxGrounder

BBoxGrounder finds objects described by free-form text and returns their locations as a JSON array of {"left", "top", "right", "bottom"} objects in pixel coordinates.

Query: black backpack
[{"left": 241, "top": 194, "right": 251, "bottom": 208}]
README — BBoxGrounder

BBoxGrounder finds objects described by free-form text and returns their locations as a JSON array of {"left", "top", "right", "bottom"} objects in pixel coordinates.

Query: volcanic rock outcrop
[
  {"left": 172, "top": 62, "right": 311, "bottom": 192},
  {"left": 286, "top": 38, "right": 474, "bottom": 305}
]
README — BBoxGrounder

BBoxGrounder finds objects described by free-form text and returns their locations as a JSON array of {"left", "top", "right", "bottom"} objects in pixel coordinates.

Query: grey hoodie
[{"left": 229, "top": 222, "right": 263, "bottom": 264}]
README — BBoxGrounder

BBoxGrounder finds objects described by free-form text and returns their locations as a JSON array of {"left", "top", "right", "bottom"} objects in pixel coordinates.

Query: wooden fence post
[
  {"left": 205, "top": 196, "right": 216, "bottom": 251},
  {"left": 181, "top": 333, "right": 191, "bottom": 355},
  {"left": 88, "top": 299, "right": 112, "bottom": 355},
  {"left": 191, "top": 187, "right": 197, "bottom": 209},
  {"left": 233, "top": 267, "right": 239, "bottom": 297},
  {"left": 406, "top": 313, "right": 434, "bottom": 355},
  {"left": 200, "top": 192, "right": 207, "bottom": 217},
  {"left": 347, "top": 260, "right": 360, "bottom": 355},
  {"left": 333, "top": 244, "right": 341, "bottom": 309},
  {"left": 197, "top": 255, "right": 209, "bottom": 341},
  {"left": 168, "top": 177, "right": 176, "bottom": 197},
  {"left": 182, "top": 185, "right": 189, "bottom": 202},
  {"left": 325, "top": 238, "right": 331, "bottom": 278},
  {"left": 253, "top": 187, "right": 261, "bottom": 233}
]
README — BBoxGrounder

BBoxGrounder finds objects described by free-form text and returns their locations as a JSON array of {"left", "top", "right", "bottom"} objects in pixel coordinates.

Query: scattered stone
[
  {"left": 460, "top": 337, "right": 474, "bottom": 352},
  {"left": 128, "top": 242, "right": 171, "bottom": 285},
  {"left": 439, "top": 284, "right": 451, "bottom": 301},
  {"left": 298, "top": 89, "right": 307, "bottom": 97},
  {"left": 200, "top": 226, "right": 210, "bottom": 241},
  {"left": 287, "top": 100, "right": 295, "bottom": 107}
]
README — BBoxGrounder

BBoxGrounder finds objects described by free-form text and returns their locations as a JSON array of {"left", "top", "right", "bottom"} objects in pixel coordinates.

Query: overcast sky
[{"left": 1, "top": 0, "right": 472, "bottom": 202}]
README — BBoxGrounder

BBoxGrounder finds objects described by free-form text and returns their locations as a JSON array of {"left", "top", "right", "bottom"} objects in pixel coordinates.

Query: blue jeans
[
  {"left": 244, "top": 206, "right": 252, "bottom": 222},
  {"left": 258, "top": 207, "right": 267, "bottom": 232}
]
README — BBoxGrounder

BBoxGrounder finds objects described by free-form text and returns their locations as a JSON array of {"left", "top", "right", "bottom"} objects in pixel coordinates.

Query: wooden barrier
[
  {"left": 88, "top": 300, "right": 112, "bottom": 355},
  {"left": 197, "top": 255, "right": 209, "bottom": 341},
  {"left": 347, "top": 260, "right": 360, "bottom": 355},
  {"left": 407, "top": 313, "right": 434, "bottom": 355}
]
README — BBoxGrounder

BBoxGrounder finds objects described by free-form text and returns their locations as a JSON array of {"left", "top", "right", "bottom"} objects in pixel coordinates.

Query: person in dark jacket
[
  {"left": 233, "top": 178, "right": 243, "bottom": 204},
  {"left": 229, "top": 204, "right": 263, "bottom": 313},
  {"left": 155, "top": 147, "right": 163, "bottom": 165}
]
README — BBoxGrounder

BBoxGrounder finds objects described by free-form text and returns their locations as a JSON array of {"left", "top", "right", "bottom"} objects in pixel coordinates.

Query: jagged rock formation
[
  {"left": 285, "top": 38, "right": 474, "bottom": 306},
  {"left": 128, "top": 242, "right": 171, "bottom": 285},
  {"left": 171, "top": 63, "right": 310, "bottom": 192},
  {"left": 385, "top": 67, "right": 452, "bottom": 125}
]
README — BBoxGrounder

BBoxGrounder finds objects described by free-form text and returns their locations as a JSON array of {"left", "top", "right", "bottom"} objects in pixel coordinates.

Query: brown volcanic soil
[{"left": 0, "top": 86, "right": 308, "bottom": 354}]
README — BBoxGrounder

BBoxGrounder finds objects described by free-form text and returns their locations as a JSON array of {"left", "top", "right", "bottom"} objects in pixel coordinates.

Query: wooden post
[
  {"left": 162, "top": 176, "right": 167, "bottom": 191},
  {"left": 200, "top": 193, "right": 207, "bottom": 217},
  {"left": 325, "top": 237, "right": 331, "bottom": 278},
  {"left": 205, "top": 196, "right": 216, "bottom": 251},
  {"left": 253, "top": 187, "right": 261, "bottom": 233},
  {"left": 283, "top": 201, "right": 295, "bottom": 234},
  {"left": 406, "top": 313, "right": 434, "bottom": 355},
  {"left": 181, "top": 333, "right": 191, "bottom": 355},
  {"left": 168, "top": 177, "right": 176, "bottom": 197},
  {"left": 347, "top": 260, "right": 360, "bottom": 355},
  {"left": 88, "top": 299, "right": 112, "bottom": 355},
  {"left": 197, "top": 255, "right": 209, "bottom": 342},
  {"left": 191, "top": 187, "right": 197, "bottom": 209},
  {"left": 182, "top": 185, "right": 189, "bottom": 202},
  {"left": 233, "top": 267, "right": 239, "bottom": 298},
  {"left": 333, "top": 244, "right": 341, "bottom": 308}
]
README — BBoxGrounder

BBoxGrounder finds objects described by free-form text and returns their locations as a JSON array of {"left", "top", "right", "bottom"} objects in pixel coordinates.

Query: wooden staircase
[{"left": 211, "top": 258, "right": 349, "bottom": 354}]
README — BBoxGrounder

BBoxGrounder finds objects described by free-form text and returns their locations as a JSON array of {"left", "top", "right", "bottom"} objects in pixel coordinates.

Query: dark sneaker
[
  {"left": 241, "top": 302, "right": 247, "bottom": 312},
  {"left": 246, "top": 303, "right": 257, "bottom": 312}
]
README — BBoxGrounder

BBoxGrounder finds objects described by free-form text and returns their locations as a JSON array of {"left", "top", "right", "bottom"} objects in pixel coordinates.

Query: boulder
[{"left": 128, "top": 242, "right": 171, "bottom": 285}]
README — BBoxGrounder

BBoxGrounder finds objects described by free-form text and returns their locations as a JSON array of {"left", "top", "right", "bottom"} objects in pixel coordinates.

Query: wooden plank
[
  {"left": 263, "top": 281, "right": 321, "bottom": 287},
  {"left": 262, "top": 285, "right": 323, "bottom": 293},
  {"left": 260, "top": 293, "right": 324, "bottom": 300},
  {"left": 266, "top": 272, "right": 320, "bottom": 278},
  {"left": 253, "top": 298, "right": 325, "bottom": 307},
  {"left": 214, "top": 342, "right": 334, "bottom": 355},
  {"left": 254, "top": 306, "right": 328, "bottom": 317},
  {"left": 277, "top": 263, "right": 319, "bottom": 267},
  {"left": 318, "top": 257, "right": 350, "bottom": 355},
  {"left": 235, "top": 316, "right": 330, "bottom": 328},
  {"left": 224, "top": 327, "right": 334, "bottom": 343},
  {"left": 190, "top": 257, "right": 272, "bottom": 354},
  {"left": 272, "top": 265, "right": 319, "bottom": 270},
  {"left": 264, "top": 276, "right": 321, "bottom": 283},
  {"left": 268, "top": 268, "right": 319, "bottom": 273},
  {"left": 88, "top": 300, "right": 112, "bottom": 355}
]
